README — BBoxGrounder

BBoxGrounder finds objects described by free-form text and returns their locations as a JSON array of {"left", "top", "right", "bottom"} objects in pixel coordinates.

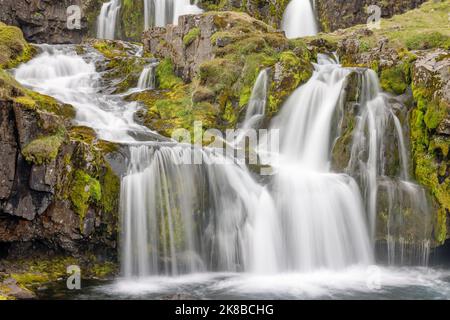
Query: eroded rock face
[
  {"left": 0, "top": 0, "right": 89, "bottom": 44},
  {"left": 316, "top": 0, "right": 426, "bottom": 32},
  {"left": 143, "top": 14, "right": 216, "bottom": 82},
  {"left": 0, "top": 98, "right": 120, "bottom": 259}
]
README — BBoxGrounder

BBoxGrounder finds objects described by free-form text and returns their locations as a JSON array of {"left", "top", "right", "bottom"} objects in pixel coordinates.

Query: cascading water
[
  {"left": 137, "top": 62, "right": 158, "bottom": 90},
  {"left": 257, "top": 55, "right": 374, "bottom": 272},
  {"left": 121, "top": 145, "right": 276, "bottom": 276},
  {"left": 97, "top": 0, "right": 121, "bottom": 40},
  {"left": 344, "top": 69, "right": 432, "bottom": 265},
  {"left": 281, "top": 0, "right": 319, "bottom": 39},
  {"left": 240, "top": 69, "right": 269, "bottom": 131},
  {"left": 144, "top": 0, "right": 203, "bottom": 28},
  {"left": 14, "top": 45, "right": 157, "bottom": 142}
]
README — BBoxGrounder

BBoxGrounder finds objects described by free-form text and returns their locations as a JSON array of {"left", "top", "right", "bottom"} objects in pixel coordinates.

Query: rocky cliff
[
  {"left": 0, "top": 0, "right": 104, "bottom": 44},
  {"left": 0, "top": 24, "right": 121, "bottom": 262},
  {"left": 316, "top": 0, "right": 427, "bottom": 32}
]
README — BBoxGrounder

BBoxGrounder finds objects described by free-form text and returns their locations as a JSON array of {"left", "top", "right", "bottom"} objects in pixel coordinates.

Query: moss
[
  {"left": 411, "top": 82, "right": 450, "bottom": 244},
  {"left": 92, "top": 39, "right": 148, "bottom": 93},
  {"left": 183, "top": 27, "right": 201, "bottom": 47},
  {"left": 100, "top": 165, "right": 120, "bottom": 215},
  {"left": 0, "top": 24, "right": 35, "bottom": 68},
  {"left": 424, "top": 100, "right": 446, "bottom": 130},
  {"left": 156, "top": 58, "right": 183, "bottom": 90},
  {"left": 405, "top": 31, "right": 450, "bottom": 50},
  {"left": 22, "top": 134, "right": 64, "bottom": 165},
  {"left": 69, "top": 170, "right": 102, "bottom": 224},
  {"left": 380, "top": 64, "right": 409, "bottom": 95}
]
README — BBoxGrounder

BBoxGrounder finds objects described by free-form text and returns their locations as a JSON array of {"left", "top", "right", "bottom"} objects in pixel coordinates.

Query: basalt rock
[
  {"left": 316, "top": 0, "right": 426, "bottom": 32},
  {"left": 0, "top": 0, "right": 98, "bottom": 44}
]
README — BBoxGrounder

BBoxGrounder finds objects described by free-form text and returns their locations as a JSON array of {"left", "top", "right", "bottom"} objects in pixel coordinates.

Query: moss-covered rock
[
  {"left": 0, "top": 23, "right": 35, "bottom": 68},
  {"left": 91, "top": 39, "right": 149, "bottom": 93},
  {"left": 22, "top": 134, "right": 65, "bottom": 165},
  {"left": 140, "top": 12, "right": 313, "bottom": 137},
  {"left": 410, "top": 50, "right": 450, "bottom": 244}
]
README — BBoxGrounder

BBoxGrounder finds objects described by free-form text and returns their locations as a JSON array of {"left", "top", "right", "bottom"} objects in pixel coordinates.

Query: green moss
[
  {"left": 406, "top": 31, "right": 450, "bottom": 50},
  {"left": 69, "top": 170, "right": 102, "bottom": 223},
  {"left": 183, "top": 27, "right": 201, "bottom": 47},
  {"left": 411, "top": 82, "right": 450, "bottom": 244},
  {"left": 100, "top": 165, "right": 120, "bottom": 215},
  {"left": 380, "top": 64, "right": 409, "bottom": 95},
  {"left": 156, "top": 58, "right": 183, "bottom": 90},
  {"left": 424, "top": 100, "right": 446, "bottom": 130},
  {"left": 0, "top": 24, "right": 35, "bottom": 68},
  {"left": 22, "top": 134, "right": 64, "bottom": 165}
]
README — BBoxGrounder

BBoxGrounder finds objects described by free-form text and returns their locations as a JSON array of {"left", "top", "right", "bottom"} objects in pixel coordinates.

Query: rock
[
  {"left": 143, "top": 14, "right": 216, "bottom": 82},
  {"left": 1, "top": 277, "right": 36, "bottom": 300},
  {"left": 0, "top": 100, "right": 17, "bottom": 200},
  {"left": 0, "top": 0, "right": 90, "bottom": 44},
  {"left": 316, "top": 0, "right": 426, "bottom": 32}
]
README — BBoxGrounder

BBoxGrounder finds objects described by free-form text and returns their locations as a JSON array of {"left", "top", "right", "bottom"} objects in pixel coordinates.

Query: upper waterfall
[
  {"left": 97, "top": 0, "right": 121, "bottom": 40},
  {"left": 14, "top": 45, "right": 157, "bottom": 143},
  {"left": 281, "top": 0, "right": 319, "bottom": 39},
  {"left": 144, "top": 0, "right": 203, "bottom": 28}
]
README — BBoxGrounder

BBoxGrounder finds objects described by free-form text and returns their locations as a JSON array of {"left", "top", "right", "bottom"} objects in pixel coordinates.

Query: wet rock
[
  {"left": 0, "top": 277, "right": 36, "bottom": 300},
  {"left": 143, "top": 14, "right": 216, "bottom": 82}
]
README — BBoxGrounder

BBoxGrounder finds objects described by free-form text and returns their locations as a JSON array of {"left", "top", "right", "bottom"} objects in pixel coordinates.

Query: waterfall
[
  {"left": 97, "top": 0, "right": 121, "bottom": 40},
  {"left": 121, "top": 145, "right": 276, "bottom": 276},
  {"left": 137, "top": 62, "right": 158, "bottom": 90},
  {"left": 281, "top": 0, "right": 318, "bottom": 39},
  {"left": 256, "top": 55, "right": 374, "bottom": 272},
  {"left": 144, "top": 0, "right": 202, "bottom": 28},
  {"left": 14, "top": 45, "right": 157, "bottom": 142},
  {"left": 345, "top": 69, "right": 432, "bottom": 265},
  {"left": 241, "top": 69, "right": 269, "bottom": 130}
]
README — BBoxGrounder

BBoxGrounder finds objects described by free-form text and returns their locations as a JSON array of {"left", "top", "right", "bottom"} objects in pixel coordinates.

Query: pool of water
[{"left": 38, "top": 266, "right": 450, "bottom": 300}]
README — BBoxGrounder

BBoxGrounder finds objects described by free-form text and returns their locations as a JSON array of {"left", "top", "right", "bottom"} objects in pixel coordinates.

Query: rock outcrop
[
  {"left": 0, "top": 25, "right": 121, "bottom": 259},
  {"left": 0, "top": 0, "right": 103, "bottom": 44}
]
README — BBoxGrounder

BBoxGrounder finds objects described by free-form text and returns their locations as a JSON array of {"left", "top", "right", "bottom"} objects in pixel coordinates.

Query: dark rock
[
  {"left": 0, "top": 100, "right": 17, "bottom": 200},
  {"left": 0, "top": 0, "right": 93, "bottom": 44},
  {"left": 316, "top": 0, "right": 426, "bottom": 32}
]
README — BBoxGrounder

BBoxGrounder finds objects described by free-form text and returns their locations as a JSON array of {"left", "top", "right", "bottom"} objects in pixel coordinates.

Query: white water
[
  {"left": 241, "top": 69, "right": 269, "bottom": 131},
  {"left": 97, "top": 0, "right": 121, "bottom": 40},
  {"left": 121, "top": 145, "right": 277, "bottom": 276},
  {"left": 137, "top": 62, "right": 158, "bottom": 90},
  {"left": 281, "top": 0, "right": 319, "bottom": 39},
  {"left": 144, "top": 0, "right": 203, "bottom": 28},
  {"left": 257, "top": 56, "right": 374, "bottom": 272},
  {"left": 14, "top": 45, "right": 156, "bottom": 142},
  {"left": 345, "top": 69, "right": 432, "bottom": 264}
]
